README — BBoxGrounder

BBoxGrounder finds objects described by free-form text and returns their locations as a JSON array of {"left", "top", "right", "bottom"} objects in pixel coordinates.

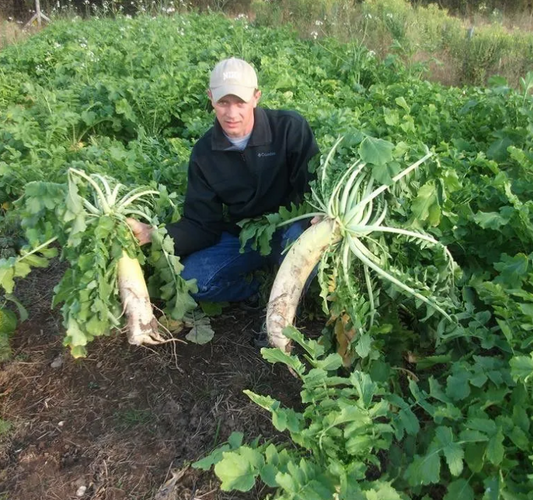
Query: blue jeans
[{"left": 181, "top": 221, "right": 309, "bottom": 302}]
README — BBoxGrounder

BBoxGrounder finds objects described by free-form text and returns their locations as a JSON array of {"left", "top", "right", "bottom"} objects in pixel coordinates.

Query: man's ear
[
  {"left": 253, "top": 89, "right": 262, "bottom": 107},
  {"left": 207, "top": 89, "right": 215, "bottom": 106}
]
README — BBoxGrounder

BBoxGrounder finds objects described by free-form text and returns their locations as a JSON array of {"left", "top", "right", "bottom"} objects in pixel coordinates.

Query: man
[{"left": 129, "top": 57, "right": 319, "bottom": 308}]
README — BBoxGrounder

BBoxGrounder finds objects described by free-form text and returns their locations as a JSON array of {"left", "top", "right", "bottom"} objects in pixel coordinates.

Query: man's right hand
[{"left": 126, "top": 218, "right": 154, "bottom": 246}]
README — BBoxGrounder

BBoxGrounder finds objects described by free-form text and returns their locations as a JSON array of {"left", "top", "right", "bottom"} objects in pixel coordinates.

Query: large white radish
[
  {"left": 117, "top": 252, "right": 164, "bottom": 345},
  {"left": 266, "top": 218, "right": 341, "bottom": 352}
]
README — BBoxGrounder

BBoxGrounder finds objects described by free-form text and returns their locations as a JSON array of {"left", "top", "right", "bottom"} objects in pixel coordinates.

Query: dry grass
[
  {"left": 470, "top": 7, "right": 533, "bottom": 33},
  {"left": 0, "top": 16, "right": 30, "bottom": 50}
]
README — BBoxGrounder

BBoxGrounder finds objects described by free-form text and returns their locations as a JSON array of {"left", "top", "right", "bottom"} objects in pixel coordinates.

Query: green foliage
[
  {"left": 0, "top": 306, "right": 17, "bottom": 361},
  {"left": 194, "top": 327, "right": 406, "bottom": 498},
  {"left": 238, "top": 203, "right": 312, "bottom": 256},
  {"left": 196, "top": 325, "right": 533, "bottom": 498},
  {"left": 0, "top": 170, "right": 196, "bottom": 357}
]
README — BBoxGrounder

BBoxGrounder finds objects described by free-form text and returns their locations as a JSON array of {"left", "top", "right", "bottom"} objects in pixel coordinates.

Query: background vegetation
[{"left": 2, "top": 0, "right": 533, "bottom": 88}]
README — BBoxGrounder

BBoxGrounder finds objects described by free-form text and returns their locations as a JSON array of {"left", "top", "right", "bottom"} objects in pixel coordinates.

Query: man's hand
[
  {"left": 310, "top": 216, "right": 323, "bottom": 225},
  {"left": 126, "top": 218, "right": 154, "bottom": 246}
]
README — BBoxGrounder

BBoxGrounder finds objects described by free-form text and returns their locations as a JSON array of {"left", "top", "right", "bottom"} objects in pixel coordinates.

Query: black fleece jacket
[{"left": 167, "top": 107, "right": 320, "bottom": 256}]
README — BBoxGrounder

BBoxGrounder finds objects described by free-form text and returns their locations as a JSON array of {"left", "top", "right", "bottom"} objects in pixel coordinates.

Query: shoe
[
  {"left": 240, "top": 293, "right": 262, "bottom": 312},
  {"left": 251, "top": 314, "right": 270, "bottom": 349}
]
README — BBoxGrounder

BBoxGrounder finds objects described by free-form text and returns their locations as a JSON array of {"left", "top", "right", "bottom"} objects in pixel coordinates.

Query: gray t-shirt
[{"left": 224, "top": 132, "right": 251, "bottom": 151}]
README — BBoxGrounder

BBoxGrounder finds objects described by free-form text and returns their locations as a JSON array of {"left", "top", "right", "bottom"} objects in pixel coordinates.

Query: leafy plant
[
  {"left": 196, "top": 322, "right": 533, "bottom": 498},
  {"left": 194, "top": 326, "right": 409, "bottom": 499},
  {"left": 0, "top": 169, "right": 197, "bottom": 357}
]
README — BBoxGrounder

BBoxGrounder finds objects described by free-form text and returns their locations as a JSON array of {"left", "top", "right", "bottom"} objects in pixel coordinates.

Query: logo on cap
[{"left": 223, "top": 71, "right": 240, "bottom": 80}]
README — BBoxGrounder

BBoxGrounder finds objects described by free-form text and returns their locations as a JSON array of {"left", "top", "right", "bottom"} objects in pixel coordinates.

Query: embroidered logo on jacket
[{"left": 257, "top": 152, "right": 276, "bottom": 157}]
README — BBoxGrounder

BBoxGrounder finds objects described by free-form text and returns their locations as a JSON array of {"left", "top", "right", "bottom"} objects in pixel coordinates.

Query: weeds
[
  {"left": 114, "top": 408, "right": 153, "bottom": 429},
  {"left": 0, "top": 17, "right": 28, "bottom": 49},
  {"left": 251, "top": 0, "right": 533, "bottom": 87},
  {"left": 0, "top": 419, "right": 12, "bottom": 436}
]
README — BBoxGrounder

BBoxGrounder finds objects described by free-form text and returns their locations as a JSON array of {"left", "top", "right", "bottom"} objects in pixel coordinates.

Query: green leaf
[
  {"left": 472, "top": 211, "right": 509, "bottom": 230},
  {"left": 466, "top": 418, "right": 496, "bottom": 434},
  {"left": 487, "top": 136, "right": 512, "bottom": 162},
  {"left": 486, "top": 428, "right": 504, "bottom": 465},
  {"left": 355, "top": 332, "right": 372, "bottom": 358},
  {"left": 259, "top": 463, "right": 279, "bottom": 488},
  {"left": 272, "top": 407, "right": 303, "bottom": 433},
  {"left": 383, "top": 109, "right": 399, "bottom": 126},
  {"left": 276, "top": 459, "right": 335, "bottom": 499},
  {"left": 371, "top": 161, "right": 401, "bottom": 185},
  {"left": 493, "top": 253, "right": 529, "bottom": 288},
  {"left": 244, "top": 391, "right": 303, "bottom": 433},
  {"left": 315, "top": 353, "right": 343, "bottom": 371},
  {"left": 416, "top": 355, "right": 452, "bottom": 370},
  {"left": 192, "top": 432, "right": 244, "bottom": 471},
  {"left": 228, "top": 432, "right": 244, "bottom": 449},
  {"left": 64, "top": 317, "right": 89, "bottom": 350},
  {"left": 512, "top": 405, "right": 529, "bottom": 433},
  {"left": 0, "top": 308, "right": 17, "bottom": 334},
  {"left": 4, "top": 294, "right": 28, "bottom": 322},
  {"left": 435, "top": 426, "right": 463, "bottom": 477},
  {"left": 443, "top": 479, "right": 474, "bottom": 500},
  {"left": 191, "top": 444, "right": 231, "bottom": 470},
  {"left": 406, "top": 449, "right": 441, "bottom": 486},
  {"left": 0, "top": 259, "right": 16, "bottom": 294},
  {"left": 115, "top": 98, "right": 137, "bottom": 122},
  {"left": 359, "top": 137, "right": 394, "bottom": 166},
  {"left": 214, "top": 447, "right": 264, "bottom": 491},
  {"left": 199, "top": 301, "right": 227, "bottom": 316},
  {"left": 445, "top": 372, "right": 470, "bottom": 401},
  {"left": 519, "top": 303, "right": 533, "bottom": 320},
  {"left": 350, "top": 371, "right": 377, "bottom": 408},
  {"left": 244, "top": 391, "right": 278, "bottom": 412},
  {"left": 464, "top": 443, "right": 484, "bottom": 473},
  {"left": 509, "top": 425, "right": 529, "bottom": 450},
  {"left": 395, "top": 96, "right": 410, "bottom": 112},
  {"left": 510, "top": 355, "right": 533, "bottom": 383},
  {"left": 521, "top": 71, "right": 533, "bottom": 93},
  {"left": 65, "top": 176, "right": 87, "bottom": 236},
  {"left": 261, "top": 347, "right": 305, "bottom": 375},
  {"left": 398, "top": 407, "right": 420, "bottom": 436},
  {"left": 365, "top": 481, "right": 403, "bottom": 500},
  {"left": 184, "top": 311, "right": 214, "bottom": 345},
  {"left": 410, "top": 182, "right": 441, "bottom": 226},
  {"left": 482, "top": 476, "right": 501, "bottom": 500}
]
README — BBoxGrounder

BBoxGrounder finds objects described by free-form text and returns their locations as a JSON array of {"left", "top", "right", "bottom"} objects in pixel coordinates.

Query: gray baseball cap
[{"left": 209, "top": 57, "right": 258, "bottom": 102}]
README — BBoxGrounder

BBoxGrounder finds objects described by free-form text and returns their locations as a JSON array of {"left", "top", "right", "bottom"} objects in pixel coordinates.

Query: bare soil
[{"left": 0, "top": 261, "right": 311, "bottom": 500}]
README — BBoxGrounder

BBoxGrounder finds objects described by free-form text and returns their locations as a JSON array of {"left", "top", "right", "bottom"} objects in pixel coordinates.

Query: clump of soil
[{"left": 0, "top": 263, "right": 311, "bottom": 499}]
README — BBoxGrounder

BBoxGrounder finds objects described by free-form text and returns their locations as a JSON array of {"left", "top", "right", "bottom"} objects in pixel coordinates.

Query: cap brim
[{"left": 211, "top": 85, "right": 255, "bottom": 103}]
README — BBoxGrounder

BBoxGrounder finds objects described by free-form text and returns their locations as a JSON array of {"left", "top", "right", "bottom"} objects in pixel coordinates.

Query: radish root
[{"left": 266, "top": 219, "right": 341, "bottom": 352}]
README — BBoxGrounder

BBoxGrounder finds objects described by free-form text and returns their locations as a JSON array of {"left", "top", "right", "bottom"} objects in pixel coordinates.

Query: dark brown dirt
[{"left": 0, "top": 261, "right": 311, "bottom": 500}]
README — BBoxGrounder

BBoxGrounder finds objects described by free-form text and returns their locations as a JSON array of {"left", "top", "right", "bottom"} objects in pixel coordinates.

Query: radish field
[{"left": 1, "top": 12, "right": 533, "bottom": 499}]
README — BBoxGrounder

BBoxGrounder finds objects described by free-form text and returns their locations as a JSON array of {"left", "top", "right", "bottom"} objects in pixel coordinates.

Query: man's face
[{"left": 209, "top": 91, "right": 261, "bottom": 138}]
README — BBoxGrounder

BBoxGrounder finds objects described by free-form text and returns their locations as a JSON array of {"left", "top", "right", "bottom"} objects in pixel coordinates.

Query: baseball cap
[{"left": 209, "top": 58, "right": 258, "bottom": 103}]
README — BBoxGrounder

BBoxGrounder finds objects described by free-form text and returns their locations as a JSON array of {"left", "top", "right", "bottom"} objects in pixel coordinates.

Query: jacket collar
[{"left": 211, "top": 107, "right": 272, "bottom": 150}]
